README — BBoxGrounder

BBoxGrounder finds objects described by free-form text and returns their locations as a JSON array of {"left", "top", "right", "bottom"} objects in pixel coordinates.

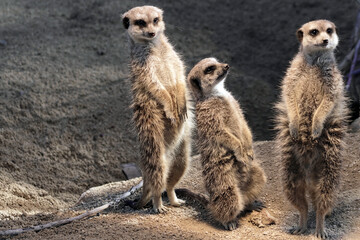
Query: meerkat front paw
[
  {"left": 311, "top": 121, "right": 323, "bottom": 139},
  {"left": 246, "top": 147, "right": 254, "bottom": 161},
  {"left": 223, "top": 220, "right": 238, "bottom": 231},
  {"left": 164, "top": 108, "right": 176, "bottom": 124},
  {"left": 234, "top": 151, "right": 246, "bottom": 164},
  {"left": 289, "top": 122, "right": 299, "bottom": 140},
  {"left": 179, "top": 104, "right": 187, "bottom": 121},
  {"left": 177, "top": 95, "right": 187, "bottom": 121}
]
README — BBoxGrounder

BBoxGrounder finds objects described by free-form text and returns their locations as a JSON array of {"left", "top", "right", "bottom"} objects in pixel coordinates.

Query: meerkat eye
[
  {"left": 153, "top": 17, "right": 159, "bottom": 24},
  {"left": 309, "top": 29, "right": 319, "bottom": 36},
  {"left": 204, "top": 65, "right": 216, "bottom": 74},
  {"left": 134, "top": 19, "right": 147, "bottom": 27},
  {"left": 326, "top": 28, "right": 333, "bottom": 34}
]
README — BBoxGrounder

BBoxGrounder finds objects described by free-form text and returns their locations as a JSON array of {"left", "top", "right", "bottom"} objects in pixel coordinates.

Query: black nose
[
  {"left": 323, "top": 39, "right": 328, "bottom": 44},
  {"left": 224, "top": 64, "right": 230, "bottom": 70},
  {"left": 148, "top": 32, "right": 155, "bottom": 37}
]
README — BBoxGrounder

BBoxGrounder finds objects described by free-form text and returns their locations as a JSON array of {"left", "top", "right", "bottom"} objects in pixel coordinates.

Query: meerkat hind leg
[
  {"left": 315, "top": 210, "right": 328, "bottom": 239},
  {"left": 314, "top": 139, "right": 341, "bottom": 239},
  {"left": 289, "top": 183, "right": 308, "bottom": 235},
  {"left": 241, "top": 162, "right": 267, "bottom": 212},
  {"left": 151, "top": 153, "right": 169, "bottom": 213},
  {"left": 152, "top": 193, "right": 168, "bottom": 213},
  {"left": 142, "top": 150, "right": 169, "bottom": 213},
  {"left": 166, "top": 139, "right": 189, "bottom": 207},
  {"left": 282, "top": 150, "right": 309, "bottom": 235},
  {"left": 133, "top": 179, "right": 152, "bottom": 209}
]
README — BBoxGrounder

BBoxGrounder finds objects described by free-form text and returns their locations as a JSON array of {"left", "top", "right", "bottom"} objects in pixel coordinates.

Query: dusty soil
[
  {"left": 0, "top": 0, "right": 359, "bottom": 239},
  {"left": 1, "top": 133, "right": 360, "bottom": 240}
]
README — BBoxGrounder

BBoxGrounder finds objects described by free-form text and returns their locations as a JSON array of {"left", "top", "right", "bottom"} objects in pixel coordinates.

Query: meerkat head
[
  {"left": 187, "top": 58, "right": 230, "bottom": 101},
  {"left": 122, "top": 6, "right": 165, "bottom": 43},
  {"left": 296, "top": 19, "right": 338, "bottom": 54}
]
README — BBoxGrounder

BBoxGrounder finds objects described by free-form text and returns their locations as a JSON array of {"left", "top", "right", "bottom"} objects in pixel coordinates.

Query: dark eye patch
[
  {"left": 309, "top": 29, "right": 319, "bottom": 36},
  {"left": 153, "top": 17, "right": 159, "bottom": 24},
  {"left": 204, "top": 65, "right": 216, "bottom": 74},
  {"left": 326, "top": 28, "right": 333, "bottom": 34},
  {"left": 134, "top": 19, "right": 147, "bottom": 27}
]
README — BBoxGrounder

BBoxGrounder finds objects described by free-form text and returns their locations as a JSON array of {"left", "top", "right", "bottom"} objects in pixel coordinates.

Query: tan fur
[
  {"left": 122, "top": 6, "right": 193, "bottom": 213},
  {"left": 275, "top": 20, "right": 348, "bottom": 239},
  {"left": 188, "top": 58, "right": 266, "bottom": 230}
]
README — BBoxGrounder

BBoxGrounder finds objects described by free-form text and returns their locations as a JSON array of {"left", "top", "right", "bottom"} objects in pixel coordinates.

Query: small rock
[
  {"left": 249, "top": 209, "right": 277, "bottom": 228},
  {"left": 97, "top": 49, "right": 105, "bottom": 56},
  {"left": 0, "top": 39, "right": 7, "bottom": 46}
]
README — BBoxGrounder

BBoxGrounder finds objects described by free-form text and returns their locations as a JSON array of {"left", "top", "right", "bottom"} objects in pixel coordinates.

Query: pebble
[{"left": 0, "top": 39, "right": 7, "bottom": 46}]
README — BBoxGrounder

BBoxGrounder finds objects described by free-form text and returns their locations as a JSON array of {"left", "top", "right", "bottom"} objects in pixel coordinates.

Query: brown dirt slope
[{"left": 0, "top": 1, "right": 357, "bottom": 202}]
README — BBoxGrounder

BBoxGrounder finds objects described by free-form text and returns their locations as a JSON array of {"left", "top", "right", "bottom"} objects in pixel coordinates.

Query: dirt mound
[{"left": 0, "top": 170, "right": 66, "bottom": 220}]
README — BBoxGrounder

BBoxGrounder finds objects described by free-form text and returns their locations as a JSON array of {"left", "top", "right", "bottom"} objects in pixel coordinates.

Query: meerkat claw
[
  {"left": 315, "top": 230, "right": 328, "bottom": 239},
  {"left": 223, "top": 221, "right": 238, "bottom": 231},
  {"left": 290, "top": 226, "right": 307, "bottom": 235},
  {"left": 153, "top": 205, "right": 169, "bottom": 214}
]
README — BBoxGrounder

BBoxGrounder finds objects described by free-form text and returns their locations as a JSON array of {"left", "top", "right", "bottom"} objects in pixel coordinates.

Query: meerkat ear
[
  {"left": 156, "top": 8, "right": 164, "bottom": 16},
  {"left": 296, "top": 29, "right": 303, "bottom": 42},
  {"left": 122, "top": 15, "right": 130, "bottom": 29},
  {"left": 190, "top": 77, "right": 202, "bottom": 92},
  {"left": 190, "top": 77, "right": 203, "bottom": 99}
]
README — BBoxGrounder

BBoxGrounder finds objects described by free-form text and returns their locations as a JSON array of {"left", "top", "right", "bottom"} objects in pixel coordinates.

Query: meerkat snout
[{"left": 296, "top": 19, "right": 339, "bottom": 52}]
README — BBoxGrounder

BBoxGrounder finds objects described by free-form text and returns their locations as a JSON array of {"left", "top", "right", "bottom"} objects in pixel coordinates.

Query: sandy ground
[
  {"left": 0, "top": 0, "right": 360, "bottom": 239},
  {"left": 1, "top": 133, "right": 360, "bottom": 240}
]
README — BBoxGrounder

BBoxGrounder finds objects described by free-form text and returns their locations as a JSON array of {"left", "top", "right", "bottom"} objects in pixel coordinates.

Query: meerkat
[
  {"left": 122, "top": 6, "right": 193, "bottom": 213},
  {"left": 275, "top": 20, "right": 348, "bottom": 239},
  {"left": 187, "top": 58, "right": 266, "bottom": 230}
]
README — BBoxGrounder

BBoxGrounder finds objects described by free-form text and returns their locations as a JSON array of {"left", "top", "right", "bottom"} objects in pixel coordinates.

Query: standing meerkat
[
  {"left": 122, "top": 6, "right": 193, "bottom": 213},
  {"left": 187, "top": 58, "right": 266, "bottom": 230},
  {"left": 275, "top": 20, "right": 348, "bottom": 239}
]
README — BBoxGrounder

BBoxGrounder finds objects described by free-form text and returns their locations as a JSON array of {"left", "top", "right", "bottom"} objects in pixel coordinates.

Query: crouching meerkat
[
  {"left": 275, "top": 20, "right": 348, "bottom": 239},
  {"left": 187, "top": 58, "right": 266, "bottom": 230},
  {"left": 122, "top": 6, "right": 193, "bottom": 213}
]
